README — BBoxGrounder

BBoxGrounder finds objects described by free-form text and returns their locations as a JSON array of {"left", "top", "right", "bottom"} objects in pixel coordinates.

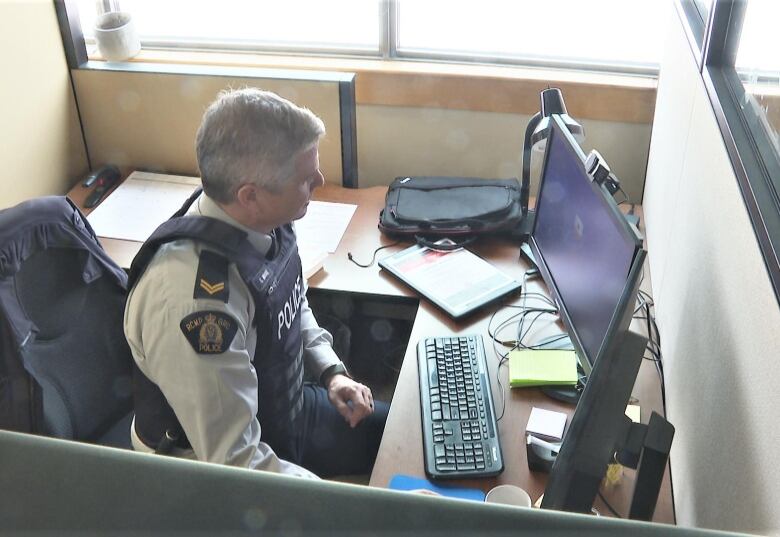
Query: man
[{"left": 124, "top": 88, "right": 388, "bottom": 479}]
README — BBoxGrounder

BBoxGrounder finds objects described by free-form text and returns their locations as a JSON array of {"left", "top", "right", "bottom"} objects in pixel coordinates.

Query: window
[
  {"left": 75, "top": 0, "right": 381, "bottom": 54},
  {"left": 692, "top": 0, "right": 714, "bottom": 22},
  {"left": 677, "top": 0, "right": 708, "bottom": 59},
  {"left": 699, "top": 0, "right": 780, "bottom": 303},
  {"left": 396, "top": 0, "right": 666, "bottom": 73},
  {"left": 73, "top": 0, "right": 665, "bottom": 74},
  {"left": 734, "top": 1, "right": 780, "bottom": 158}
]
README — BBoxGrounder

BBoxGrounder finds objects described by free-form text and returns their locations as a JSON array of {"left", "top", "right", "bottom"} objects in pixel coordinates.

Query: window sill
[{"left": 87, "top": 49, "right": 658, "bottom": 124}]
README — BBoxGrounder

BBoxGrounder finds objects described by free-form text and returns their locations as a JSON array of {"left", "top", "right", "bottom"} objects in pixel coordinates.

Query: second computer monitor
[{"left": 529, "top": 115, "right": 642, "bottom": 374}]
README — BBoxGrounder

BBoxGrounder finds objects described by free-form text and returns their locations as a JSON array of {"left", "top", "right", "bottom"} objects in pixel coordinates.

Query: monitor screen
[
  {"left": 541, "top": 248, "right": 648, "bottom": 514},
  {"left": 530, "top": 116, "right": 641, "bottom": 373}
]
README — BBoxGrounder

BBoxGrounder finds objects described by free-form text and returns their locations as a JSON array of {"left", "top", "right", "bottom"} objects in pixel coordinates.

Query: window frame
[
  {"left": 691, "top": 0, "right": 780, "bottom": 305},
  {"left": 61, "top": 0, "right": 663, "bottom": 76},
  {"left": 676, "top": 0, "right": 708, "bottom": 68}
]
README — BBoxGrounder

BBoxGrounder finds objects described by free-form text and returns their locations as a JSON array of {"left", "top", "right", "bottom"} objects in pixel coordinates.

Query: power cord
[
  {"left": 488, "top": 270, "right": 561, "bottom": 421},
  {"left": 347, "top": 240, "right": 401, "bottom": 268},
  {"left": 598, "top": 490, "right": 624, "bottom": 518},
  {"left": 632, "top": 269, "right": 667, "bottom": 411}
]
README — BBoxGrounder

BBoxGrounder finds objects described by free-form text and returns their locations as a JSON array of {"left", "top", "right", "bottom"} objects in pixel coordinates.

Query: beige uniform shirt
[{"left": 124, "top": 194, "right": 341, "bottom": 478}]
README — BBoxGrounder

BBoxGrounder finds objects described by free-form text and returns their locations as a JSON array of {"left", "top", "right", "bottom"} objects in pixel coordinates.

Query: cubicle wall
[
  {"left": 643, "top": 5, "right": 780, "bottom": 534},
  {"left": 356, "top": 104, "right": 652, "bottom": 201},
  {"left": 71, "top": 65, "right": 349, "bottom": 185},
  {"left": 0, "top": 430, "right": 726, "bottom": 536},
  {"left": 0, "top": 0, "right": 88, "bottom": 207},
  {"left": 71, "top": 65, "right": 653, "bottom": 199}
]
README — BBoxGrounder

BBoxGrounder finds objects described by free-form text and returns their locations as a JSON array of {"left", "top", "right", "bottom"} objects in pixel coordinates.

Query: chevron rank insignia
[
  {"left": 180, "top": 310, "right": 238, "bottom": 354},
  {"left": 194, "top": 250, "right": 229, "bottom": 302}
]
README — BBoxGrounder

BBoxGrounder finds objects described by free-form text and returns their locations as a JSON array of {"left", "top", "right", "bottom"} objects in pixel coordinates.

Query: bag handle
[
  {"left": 418, "top": 218, "right": 485, "bottom": 230},
  {"left": 414, "top": 235, "right": 476, "bottom": 251}
]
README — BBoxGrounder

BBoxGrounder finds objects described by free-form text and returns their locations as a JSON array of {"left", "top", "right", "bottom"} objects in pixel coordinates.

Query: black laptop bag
[{"left": 378, "top": 176, "right": 523, "bottom": 249}]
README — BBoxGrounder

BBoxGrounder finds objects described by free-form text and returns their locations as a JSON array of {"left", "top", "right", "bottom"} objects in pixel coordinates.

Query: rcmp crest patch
[{"left": 180, "top": 310, "right": 238, "bottom": 354}]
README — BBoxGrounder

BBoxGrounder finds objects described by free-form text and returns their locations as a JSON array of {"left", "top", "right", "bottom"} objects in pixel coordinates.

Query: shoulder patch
[
  {"left": 180, "top": 310, "right": 238, "bottom": 354},
  {"left": 194, "top": 250, "right": 229, "bottom": 302}
]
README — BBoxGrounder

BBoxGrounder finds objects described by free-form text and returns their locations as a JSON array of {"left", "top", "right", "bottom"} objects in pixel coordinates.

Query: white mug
[
  {"left": 94, "top": 11, "right": 141, "bottom": 62},
  {"left": 484, "top": 485, "right": 532, "bottom": 508}
]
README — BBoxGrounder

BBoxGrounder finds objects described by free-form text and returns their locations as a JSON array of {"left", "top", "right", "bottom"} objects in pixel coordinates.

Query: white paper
[
  {"left": 87, "top": 171, "right": 200, "bottom": 242},
  {"left": 294, "top": 200, "right": 357, "bottom": 253},
  {"left": 299, "top": 244, "right": 328, "bottom": 279},
  {"left": 526, "top": 407, "right": 567, "bottom": 442}
]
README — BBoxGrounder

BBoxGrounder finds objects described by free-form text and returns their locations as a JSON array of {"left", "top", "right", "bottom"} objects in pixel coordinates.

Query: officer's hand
[{"left": 326, "top": 374, "right": 374, "bottom": 428}]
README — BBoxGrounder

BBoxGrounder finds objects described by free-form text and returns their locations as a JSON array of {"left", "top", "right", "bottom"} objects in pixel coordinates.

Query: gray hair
[{"left": 195, "top": 88, "right": 326, "bottom": 203}]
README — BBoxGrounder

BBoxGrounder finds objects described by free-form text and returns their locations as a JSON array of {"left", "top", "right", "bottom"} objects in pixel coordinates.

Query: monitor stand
[{"left": 535, "top": 334, "right": 583, "bottom": 405}]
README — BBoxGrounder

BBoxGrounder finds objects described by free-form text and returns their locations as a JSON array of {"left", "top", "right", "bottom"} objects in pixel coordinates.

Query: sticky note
[{"left": 508, "top": 349, "right": 578, "bottom": 388}]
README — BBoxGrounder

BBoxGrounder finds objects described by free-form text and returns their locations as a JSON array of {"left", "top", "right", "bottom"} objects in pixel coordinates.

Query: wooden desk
[{"left": 68, "top": 181, "right": 673, "bottom": 524}]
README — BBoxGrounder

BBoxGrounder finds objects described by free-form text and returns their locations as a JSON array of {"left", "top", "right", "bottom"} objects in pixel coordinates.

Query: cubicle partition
[
  {"left": 0, "top": 0, "right": 88, "bottom": 208},
  {"left": 71, "top": 62, "right": 357, "bottom": 187},
  {"left": 0, "top": 430, "right": 728, "bottom": 536},
  {"left": 643, "top": 3, "right": 780, "bottom": 534}
]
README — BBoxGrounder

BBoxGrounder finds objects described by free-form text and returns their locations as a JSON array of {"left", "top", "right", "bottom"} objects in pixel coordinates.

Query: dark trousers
[{"left": 292, "top": 383, "right": 389, "bottom": 477}]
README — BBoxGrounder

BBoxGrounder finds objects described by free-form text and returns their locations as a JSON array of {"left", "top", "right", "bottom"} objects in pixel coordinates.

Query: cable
[
  {"left": 615, "top": 187, "right": 631, "bottom": 206},
  {"left": 489, "top": 270, "right": 562, "bottom": 421},
  {"left": 632, "top": 283, "right": 667, "bottom": 411},
  {"left": 597, "top": 490, "right": 624, "bottom": 518},
  {"left": 347, "top": 240, "right": 401, "bottom": 268}
]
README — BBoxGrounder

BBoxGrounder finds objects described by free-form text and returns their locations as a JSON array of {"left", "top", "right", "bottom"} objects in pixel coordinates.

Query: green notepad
[{"left": 508, "top": 349, "right": 578, "bottom": 388}]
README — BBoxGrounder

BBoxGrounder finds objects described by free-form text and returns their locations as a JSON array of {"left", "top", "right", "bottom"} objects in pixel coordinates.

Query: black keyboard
[{"left": 417, "top": 334, "right": 503, "bottom": 479}]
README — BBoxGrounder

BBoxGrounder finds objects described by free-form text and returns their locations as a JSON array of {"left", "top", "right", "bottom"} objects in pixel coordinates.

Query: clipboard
[{"left": 378, "top": 242, "right": 521, "bottom": 319}]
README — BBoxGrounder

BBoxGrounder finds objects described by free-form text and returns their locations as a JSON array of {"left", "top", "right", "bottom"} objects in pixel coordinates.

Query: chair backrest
[{"left": 0, "top": 197, "right": 133, "bottom": 446}]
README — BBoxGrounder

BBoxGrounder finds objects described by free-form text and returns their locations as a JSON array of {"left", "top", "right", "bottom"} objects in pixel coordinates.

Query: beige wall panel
[
  {"left": 0, "top": 0, "right": 88, "bottom": 207},
  {"left": 643, "top": 4, "right": 700, "bottom": 311},
  {"left": 356, "top": 105, "right": 650, "bottom": 202},
  {"left": 655, "top": 87, "right": 780, "bottom": 534},
  {"left": 72, "top": 70, "right": 343, "bottom": 184}
]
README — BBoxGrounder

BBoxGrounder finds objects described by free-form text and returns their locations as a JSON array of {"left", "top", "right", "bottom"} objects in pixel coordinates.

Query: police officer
[{"left": 124, "top": 88, "right": 388, "bottom": 479}]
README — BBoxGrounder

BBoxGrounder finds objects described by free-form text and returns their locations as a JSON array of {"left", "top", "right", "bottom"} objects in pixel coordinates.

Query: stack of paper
[
  {"left": 85, "top": 171, "right": 359, "bottom": 280},
  {"left": 526, "top": 407, "right": 567, "bottom": 442},
  {"left": 86, "top": 171, "right": 200, "bottom": 242},
  {"left": 508, "top": 349, "right": 578, "bottom": 388}
]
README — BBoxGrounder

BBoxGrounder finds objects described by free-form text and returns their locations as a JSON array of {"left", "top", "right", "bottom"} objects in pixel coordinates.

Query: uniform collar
[{"left": 190, "top": 193, "right": 273, "bottom": 255}]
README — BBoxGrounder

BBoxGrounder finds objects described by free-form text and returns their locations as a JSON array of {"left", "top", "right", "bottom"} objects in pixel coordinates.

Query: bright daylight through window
[
  {"left": 76, "top": 0, "right": 666, "bottom": 74},
  {"left": 734, "top": 0, "right": 780, "bottom": 156}
]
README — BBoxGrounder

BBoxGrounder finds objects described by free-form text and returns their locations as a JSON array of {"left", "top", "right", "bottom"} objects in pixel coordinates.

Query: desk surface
[{"left": 68, "top": 180, "right": 673, "bottom": 524}]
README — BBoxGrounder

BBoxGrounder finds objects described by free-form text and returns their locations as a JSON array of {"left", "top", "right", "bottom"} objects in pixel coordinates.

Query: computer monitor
[
  {"left": 529, "top": 115, "right": 643, "bottom": 375},
  {"left": 540, "top": 247, "right": 648, "bottom": 514},
  {"left": 528, "top": 115, "right": 673, "bottom": 518}
]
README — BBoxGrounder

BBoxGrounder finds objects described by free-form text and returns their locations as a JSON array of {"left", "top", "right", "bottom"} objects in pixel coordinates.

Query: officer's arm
[
  {"left": 299, "top": 279, "right": 343, "bottom": 375},
  {"left": 139, "top": 301, "right": 317, "bottom": 478},
  {"left": 126, "top": 253, "right": 317, "bottom": 479}
]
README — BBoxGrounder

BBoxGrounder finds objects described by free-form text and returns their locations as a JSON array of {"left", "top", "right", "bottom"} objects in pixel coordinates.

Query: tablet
[{"left": 378, "top": 243, "right": 521, "bottom": 319}]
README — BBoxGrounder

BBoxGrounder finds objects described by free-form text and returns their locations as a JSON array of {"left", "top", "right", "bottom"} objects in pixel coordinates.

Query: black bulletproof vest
[
  {"left": 128, "top": 192, "right": 305, "bottom": 460},
  {"left": 0, "top": 197, "right": 131, "bottom": 437}
]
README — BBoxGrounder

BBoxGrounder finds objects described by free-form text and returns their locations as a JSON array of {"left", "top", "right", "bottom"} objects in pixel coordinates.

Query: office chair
[{"left": 0, "top": 196, "right": 133, "bottom": 447}]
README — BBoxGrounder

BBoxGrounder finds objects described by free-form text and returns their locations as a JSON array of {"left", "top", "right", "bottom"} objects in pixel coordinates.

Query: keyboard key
[{"left": 418, "top": 335, "right": 503, "bottom": 478}]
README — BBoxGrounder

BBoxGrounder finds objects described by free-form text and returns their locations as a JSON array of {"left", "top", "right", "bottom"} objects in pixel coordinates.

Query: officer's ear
[{"left": 235, "top": 183, "right": 260, "bottom": 210}]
